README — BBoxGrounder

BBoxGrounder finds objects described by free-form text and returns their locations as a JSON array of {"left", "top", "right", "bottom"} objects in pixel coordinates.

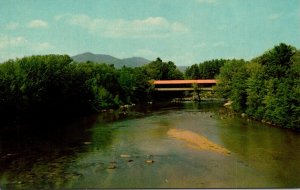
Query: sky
[{"left": 0, "top": 0, "right": 299, "bottom": 66}]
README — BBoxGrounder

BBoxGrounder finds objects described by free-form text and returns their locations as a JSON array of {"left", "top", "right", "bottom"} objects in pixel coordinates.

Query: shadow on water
[
  {"left": 0, "top": 103, "right": 178, "bottom": 189},
  {"left": 0, "top": 102, "right": 191, "bottom": 189},
  {"left": 0, "top": 112, "right": 119, "bottom": 189},
  {"left": 183, "top": 101, "right": 224, "bottom": 112}
]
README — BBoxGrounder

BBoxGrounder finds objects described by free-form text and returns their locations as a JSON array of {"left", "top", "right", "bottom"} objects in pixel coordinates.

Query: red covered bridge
[{"left": 152, "top": 79, "right": 218, "bottom": 91}]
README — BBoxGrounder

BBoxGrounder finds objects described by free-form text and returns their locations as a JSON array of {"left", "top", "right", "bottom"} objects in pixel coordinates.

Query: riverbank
[
  {"left": 2, "top": 101, "right": 300, "bottom": 188},
  {"left": 222, "top": 100, "right": 300, "bottom": 132}
]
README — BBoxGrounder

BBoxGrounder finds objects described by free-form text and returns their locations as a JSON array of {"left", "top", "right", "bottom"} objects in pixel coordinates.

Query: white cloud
[
  {"left": 0, "top": 35, "right": 27, "bottom": 49},
  {"left": 0, "top": 34, "right": 54, "bottom": 62},
  {"left": 5, "top": 22, "right": 19, "bottom": 30},
  {"left": 56, "top": 14, "right": 189, "bottom": 38},
  {"left": 195, "top": 0, "right": 217, "bottom": 4},
  {"left": 27, "top": 19, "right": 48, "bottom": 28}
]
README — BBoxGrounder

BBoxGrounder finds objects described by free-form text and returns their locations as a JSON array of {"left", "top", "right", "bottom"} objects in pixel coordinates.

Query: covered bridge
[{"left": 152, "top": 79, "right": 217, "bottom": 91}]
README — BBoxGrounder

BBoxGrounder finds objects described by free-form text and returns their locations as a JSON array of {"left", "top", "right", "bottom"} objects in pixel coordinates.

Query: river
[{"left": 0, "top": 102, "right": 300, "bottom": 189}]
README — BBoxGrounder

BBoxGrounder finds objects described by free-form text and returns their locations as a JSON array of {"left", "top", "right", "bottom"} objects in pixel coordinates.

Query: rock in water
[
  {"left": 120, "top": 154, "right": 131, "bottom": 158},
  {"left": 108, "top": 164, "right": 117, "bottom": 169},
  {"left": 82, "top": 142, "right": 92, "bottom": 145},
  {"left": 145, "top": 160, "right": 155, "bottom": 164}
]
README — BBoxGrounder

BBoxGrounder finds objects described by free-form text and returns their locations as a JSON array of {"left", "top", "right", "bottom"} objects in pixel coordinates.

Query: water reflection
[
  {"left": 218, "top": 117, "right": 300, "bottom": 187},
  {"left": 1, "top": 102, "right": 300, "bottom": 189},
  {"left": 0, "top": 113, "right": 115, "bottom": 189},
  {"left": 88, "top": 124, "right": 116, "bottom": 151}
]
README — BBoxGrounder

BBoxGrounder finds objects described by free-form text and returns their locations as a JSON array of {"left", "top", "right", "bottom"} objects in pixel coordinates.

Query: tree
[
  {"left": 216, "top": 43, "right": 300, "bottom": 129},
  {"left": 216, "top": 59, "right": 248, "bottom": 112},
  {"left": 256, "top": 43, "right": 296, "bottom": 78},
  {"left": 185, "top": 64, "right": 200, "bottom": 79},
  {"left": 118, "top": 66, "right": 152, "bottom": 104},
  {"left": 144, "top": 58, "right": 184, "bottom": 80},
  {"left": 199, "top": 59, "right": 226, "bottom": 79},
  {"left": 245, "top": 62, "right": 266, "bottom": 119},
  {"left": 185, "top": 59, "right": 226, "bottom": 79}
]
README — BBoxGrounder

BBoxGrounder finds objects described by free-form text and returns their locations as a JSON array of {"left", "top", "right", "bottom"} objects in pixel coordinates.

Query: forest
[
  {"left": 0, "top": 56, "right": 183, "bottom": 119},
  {"left": 0, "top": 43, "right": 299, "bottom": 129},
  {"left": 216, "top": 43, "right": 299, "bottom": 129}
]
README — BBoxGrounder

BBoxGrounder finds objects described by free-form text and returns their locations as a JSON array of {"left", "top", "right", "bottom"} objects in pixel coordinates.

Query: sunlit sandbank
[{"left": 167, "top": 128, "right": 230, "bottom": 155}]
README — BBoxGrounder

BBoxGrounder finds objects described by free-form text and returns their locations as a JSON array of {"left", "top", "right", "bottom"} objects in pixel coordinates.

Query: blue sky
[{"left": 0, "top": 0, "right": 299, "bottom": 65}]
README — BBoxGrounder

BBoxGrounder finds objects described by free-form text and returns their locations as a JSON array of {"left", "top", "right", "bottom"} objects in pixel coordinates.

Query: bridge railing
[
  {"left": 151, "top": 79, "right": 217, "bottom": 91},
  {"left": 152, "top": 79, "right": 217, "bottom": 85}
]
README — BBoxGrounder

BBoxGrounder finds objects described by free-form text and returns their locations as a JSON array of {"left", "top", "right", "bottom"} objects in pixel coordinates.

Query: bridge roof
[{"left": 153, "top": 79, "right": 217, "bottom": 84}]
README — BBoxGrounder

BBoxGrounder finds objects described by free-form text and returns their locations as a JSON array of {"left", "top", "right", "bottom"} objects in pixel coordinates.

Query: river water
[{"left": 0, "top": 102, "right": 300, "bottom": 189}]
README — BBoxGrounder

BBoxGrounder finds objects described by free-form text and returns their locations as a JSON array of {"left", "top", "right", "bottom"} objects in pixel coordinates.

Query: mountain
[
  {"left": 72, "top": 52, "right": 151, "bottom": 68},
  {"left": 121, "top": 57, "right": 151, "bottom": 67}
]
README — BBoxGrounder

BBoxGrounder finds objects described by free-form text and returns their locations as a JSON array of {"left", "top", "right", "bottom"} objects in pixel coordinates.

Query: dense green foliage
[
  {"left": 185, "top": 59, "right": 226, "bottom": 79},
  {"left": 1, "top": 44, "right": 298, "bottom": 129},
  {"left": 142, "top": 57, "right": 185, "bottom": 101},
  {"left": 118, "top": 66, "right": 152, "bottom": 103},
  {"left": 216, "top": 43, "right": 300, "bottom": 129},
  {"left": 143, "top": 58, "right": 184, "bottom": 80},
  {"left": 0, "top": 55, "right": 184, "bottom": 118},
  {"left": 0, "top": 55, "right": 153, "bottom": 117}
]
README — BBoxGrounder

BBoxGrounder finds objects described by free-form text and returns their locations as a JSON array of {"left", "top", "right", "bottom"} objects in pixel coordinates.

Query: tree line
[
  {"left": 0, "top": 43, "right": 298, "bottom": 129},
  {"left": 185, "top": 59, "right": 227, "bottom": 79},
  {"left": 0, "top": 56, "right": 184, "bottom": 119},
  {"left": 216, "top": 43, "right": 299, "bottom": 129}
]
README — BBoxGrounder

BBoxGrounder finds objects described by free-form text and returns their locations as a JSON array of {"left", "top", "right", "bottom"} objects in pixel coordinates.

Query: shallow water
[{"left": 1, "top": 102, "right": 300, "bottom": 189}]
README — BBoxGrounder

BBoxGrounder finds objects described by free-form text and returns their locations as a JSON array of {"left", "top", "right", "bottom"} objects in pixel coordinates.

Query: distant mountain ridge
[{"left": 72, "top": 52, "right": 151, "bottom": 68}]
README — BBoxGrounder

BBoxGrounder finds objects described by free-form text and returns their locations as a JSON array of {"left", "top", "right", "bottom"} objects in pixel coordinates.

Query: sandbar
[{"left": 167, "top": 128, "right": 230, "bottom": 155}]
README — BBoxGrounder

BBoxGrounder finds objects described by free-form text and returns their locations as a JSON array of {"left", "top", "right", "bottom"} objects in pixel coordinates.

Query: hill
[{"left": 72, "top": 52, "right": 151, "bottom": 68}]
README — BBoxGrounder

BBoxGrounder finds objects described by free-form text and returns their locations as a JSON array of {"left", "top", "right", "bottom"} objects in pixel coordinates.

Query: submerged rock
[
  {"left": 82, "top": 142, "right": 92, "bottom": 145},
  {"left": 107, "top": 164, "right": 117, "bottom": 169},
  {"left": 145, "top": 160, "right": 155, "bottom": 164},
  {"left": 120, "top": 154, "right": 131, "bottom": 158}
]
